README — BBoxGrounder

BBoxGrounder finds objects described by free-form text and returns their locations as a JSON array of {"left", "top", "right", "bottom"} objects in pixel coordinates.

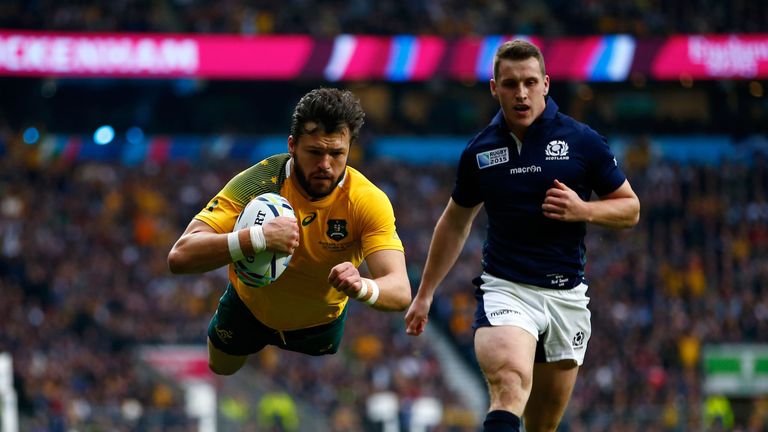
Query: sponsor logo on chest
[
  {"left": 476, "top": 147, "right": 509, "bottom": 169},
  {"left": 301, "top": 211, "right": 317, "bottom": 226},
  {"left": 510, "top": 165, "right": 541, "bottom": 175}
]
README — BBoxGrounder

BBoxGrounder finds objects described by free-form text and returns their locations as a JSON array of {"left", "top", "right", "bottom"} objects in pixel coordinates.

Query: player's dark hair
[
  {"left": 493, "top": 39, "right": 546, "bottom": 80},
  {"left": 290, "top": 88, "right": 365, "bottom": 145}
]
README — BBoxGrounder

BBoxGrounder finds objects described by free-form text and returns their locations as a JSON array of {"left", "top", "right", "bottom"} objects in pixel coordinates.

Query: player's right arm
[
  {"left": 167, "top": 218, "right": 299, "bottom": 274},
  {"left": 405, "top": 198, "right": 482, "bottom": 336}
]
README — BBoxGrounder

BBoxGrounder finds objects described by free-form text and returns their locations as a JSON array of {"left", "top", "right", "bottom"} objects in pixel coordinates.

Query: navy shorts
[{"left": 208, "top": 284, "right": 347, "bottom": 356}]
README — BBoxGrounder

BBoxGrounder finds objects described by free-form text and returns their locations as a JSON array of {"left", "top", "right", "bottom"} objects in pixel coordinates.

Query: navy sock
[{"left": 483, "top": 410, "right": 521, "bottom": 432}]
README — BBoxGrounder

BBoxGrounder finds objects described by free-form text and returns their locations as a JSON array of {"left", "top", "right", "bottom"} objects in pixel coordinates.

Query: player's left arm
[
  {"left": 542, "top": 179, "right": 640, "bottom": 229},
  {"left": 328, "top": 250, "right": 411, "bottom": 311}
]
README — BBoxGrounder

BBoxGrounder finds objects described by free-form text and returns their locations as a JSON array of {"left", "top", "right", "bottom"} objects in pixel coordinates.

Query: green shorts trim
[{"left": 208, "top": 284, "right": 347, "bottom": 356}]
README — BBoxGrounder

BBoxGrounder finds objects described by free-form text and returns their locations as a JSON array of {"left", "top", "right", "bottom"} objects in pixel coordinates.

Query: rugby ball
[{"left": 232, "top": 193, "right": 295, "bottom": 287}]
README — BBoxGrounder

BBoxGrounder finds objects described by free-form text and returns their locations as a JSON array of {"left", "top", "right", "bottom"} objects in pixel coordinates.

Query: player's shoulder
[
  {"left": 550, "top": 112, "right": 604, "bottom": 144},
  {"left": 223, "top": 153, "right": 290, "bottom": 204},
  {"left": 235, "top": 153, "right": 289, "bottom": 181},
  {"left": 241, "top": 153, "right": 290, "bottom": 175},
  {"left": 463, "top": 123, "right": 502, "bottom": 155},
  {"left": 463, "top": 108, "right": 516, "bottom": 153},
  {"left": 345, "top": 166, "right": 383, "bottom": 192},
  {"left": 344, "top": 166, "right": 392, "bottom": 202},
  {"left": 343, "top": 167, "right": 397, "bottom": 224}
]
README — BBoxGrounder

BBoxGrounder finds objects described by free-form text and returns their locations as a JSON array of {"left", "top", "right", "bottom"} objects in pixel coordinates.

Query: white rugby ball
[{"left": 232, "top": 193, "right": 295, "bottom": 288}]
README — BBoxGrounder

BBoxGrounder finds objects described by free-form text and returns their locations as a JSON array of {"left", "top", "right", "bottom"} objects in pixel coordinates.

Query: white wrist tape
[
  {"left": 249, "top": 225, "right": 266, "bottom": 253},
  {"left": 363, "top": 278, "right": 380, "bottom": 306},
  {"left": 227, "top": 231, "right": 245, "bottom": 262},
  {"left": 355, "top": 279, "right": 368, "bottom": 300}
]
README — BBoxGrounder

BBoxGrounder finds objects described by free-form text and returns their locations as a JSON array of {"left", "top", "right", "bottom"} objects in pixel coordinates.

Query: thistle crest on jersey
[{"left": 545, "top": 140, "right": 569, "bottom": 160}]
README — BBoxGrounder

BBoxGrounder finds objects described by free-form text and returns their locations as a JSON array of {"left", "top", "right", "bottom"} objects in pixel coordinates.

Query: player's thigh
[
  {"left": 283, "top": 306, "right": 347, "bottom": 356},
  {"left": 523, "top": 360, "right": 579, "bottom": 432},
  {"left": 475, "top": 326, "right": 537, "bottom": 407},
  {"left": 206, "top": 284, "right": 269, "bottom": 373},
  {"left": 207, "top": 337, "right": 247, "bottom": 375}
]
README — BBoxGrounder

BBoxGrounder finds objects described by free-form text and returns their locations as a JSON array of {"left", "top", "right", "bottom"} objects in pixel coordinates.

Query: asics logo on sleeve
[{"left": 302, "top": 212, "right": 317, "bottom": 226}]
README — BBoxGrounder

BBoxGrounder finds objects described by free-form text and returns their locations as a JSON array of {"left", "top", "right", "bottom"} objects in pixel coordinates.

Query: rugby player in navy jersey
[{"left": 405, "top": 40, "right": 640, "bottom": 432}]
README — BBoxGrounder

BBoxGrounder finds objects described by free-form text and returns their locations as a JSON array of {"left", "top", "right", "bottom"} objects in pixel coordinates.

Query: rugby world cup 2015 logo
[
  {"left": 545, "top": 140, "right": 569, "bottom": 160},
  {"left": 476, "top": 147, "right": 509, "bottom": 169}
]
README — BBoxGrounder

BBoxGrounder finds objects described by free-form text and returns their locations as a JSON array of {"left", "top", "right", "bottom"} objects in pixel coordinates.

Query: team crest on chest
[
  {"left": 545, "top": 140, "right": 569, "bottom": 160},
  {"left": 327, "top": 219, "right": 348, "bottom": 241}
]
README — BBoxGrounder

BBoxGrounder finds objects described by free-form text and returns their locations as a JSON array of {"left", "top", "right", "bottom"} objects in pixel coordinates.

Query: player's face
[
  {"left": 490, "top": 57, "right": 550, "bottom": 139},
  {"left": 288, "top": 123, "right": 350, "bottom": 199}
]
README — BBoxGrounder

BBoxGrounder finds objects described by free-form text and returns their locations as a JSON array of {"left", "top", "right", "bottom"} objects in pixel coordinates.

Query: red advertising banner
[
  {"left": 652, "top": 35, "right": 768, "bottom": 79},
  {"left": 0, "top": 30, "right": 313, "bottom": 79},
  {"left": 1, "top": 30, "right": 766, "bottom": 81}
]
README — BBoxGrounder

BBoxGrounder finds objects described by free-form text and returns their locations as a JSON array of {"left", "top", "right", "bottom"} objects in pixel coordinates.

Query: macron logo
[{"left": 510, "top": 165, "right": 541, "bottom": 175}]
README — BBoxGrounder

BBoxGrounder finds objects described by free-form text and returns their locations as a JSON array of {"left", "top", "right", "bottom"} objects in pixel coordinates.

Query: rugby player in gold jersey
[{"left": 168, "top": 88, "right": 411, "bottom": 375}]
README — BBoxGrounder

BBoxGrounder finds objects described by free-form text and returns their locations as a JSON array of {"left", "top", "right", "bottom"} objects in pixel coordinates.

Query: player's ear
[
  {"left": 288, "top": 135, "right": 296, "bottom": 157},
  {"left": 490, "top": 79, "right": 499, "bottom": 99}
]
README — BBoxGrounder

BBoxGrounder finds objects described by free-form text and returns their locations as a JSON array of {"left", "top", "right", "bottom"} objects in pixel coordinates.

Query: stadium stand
[{"left": 2, "top": 0, "right": 765, "bottom": 35}]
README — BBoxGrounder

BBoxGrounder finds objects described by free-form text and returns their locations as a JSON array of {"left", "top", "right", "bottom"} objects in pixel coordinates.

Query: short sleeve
[
  {"left": 585, "top": 132, "right": 627, "bottom": 196},
  {"left": 356, "top": 187, "right": 404, "bottom": 257},
  {"left": 451, "top": 145, "right": 483, "bottom": 208},
  {"left": 194, "top": 192, "right": 242, "bottom": 234}
]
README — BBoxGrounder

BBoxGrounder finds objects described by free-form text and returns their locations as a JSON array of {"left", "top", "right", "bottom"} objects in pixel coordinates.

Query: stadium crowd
[
  {"left": 3, "top": 0, "right": 763, "bottom": 36},
  {"left": 1, "top": 120, "right": 768, "bottom": 430}
]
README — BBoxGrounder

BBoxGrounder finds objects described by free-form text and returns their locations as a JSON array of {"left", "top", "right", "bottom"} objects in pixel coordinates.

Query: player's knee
[
  {"left": 487, "top": 368, "right": 530, "bottom": 391},
  {"left": 486, "top": 368, "right": 531, "bottom": 405}
]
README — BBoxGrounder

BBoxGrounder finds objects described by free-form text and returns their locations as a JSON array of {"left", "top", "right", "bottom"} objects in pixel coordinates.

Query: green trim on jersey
[{"left": 223, "top": 153, "right": 290, "bottom": 206}]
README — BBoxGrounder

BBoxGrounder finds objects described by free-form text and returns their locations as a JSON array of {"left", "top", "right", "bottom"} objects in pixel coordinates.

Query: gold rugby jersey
[{"left": 195, "top": 153, "right": 404, "bottom": 330}]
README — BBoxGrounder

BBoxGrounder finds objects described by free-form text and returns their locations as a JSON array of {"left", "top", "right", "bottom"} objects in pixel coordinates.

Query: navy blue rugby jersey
[{"left": 452, "top": 97, "right": 626, "bottom": 289}]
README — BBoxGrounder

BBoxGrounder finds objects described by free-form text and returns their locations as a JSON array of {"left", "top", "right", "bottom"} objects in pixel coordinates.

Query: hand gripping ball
[{"left": 232, "top": 193, "right": 295, "bottom": 287}]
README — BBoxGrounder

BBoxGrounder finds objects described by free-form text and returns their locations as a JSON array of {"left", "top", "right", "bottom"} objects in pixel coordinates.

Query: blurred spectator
[{"left": 257, "top": 390, "right": 299, "bottom": 431}]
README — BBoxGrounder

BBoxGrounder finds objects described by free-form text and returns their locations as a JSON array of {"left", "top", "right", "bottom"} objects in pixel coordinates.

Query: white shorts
[{"left": 473, "top": 272, "right": 591, "bottom": 365}]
